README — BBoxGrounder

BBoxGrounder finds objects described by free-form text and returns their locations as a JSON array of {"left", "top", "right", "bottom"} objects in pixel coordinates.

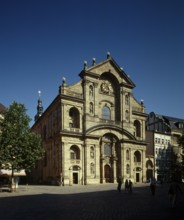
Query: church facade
[{"left": 31, "top": 53, "right": 148, "bottom": 185}]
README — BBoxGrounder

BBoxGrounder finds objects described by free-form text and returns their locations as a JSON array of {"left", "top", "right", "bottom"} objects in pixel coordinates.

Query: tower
[{"left": 34, "top": 90, "right": 43, "bottom": 121}]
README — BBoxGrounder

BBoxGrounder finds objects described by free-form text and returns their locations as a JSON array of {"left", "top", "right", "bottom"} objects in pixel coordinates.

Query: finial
[
  {"left": 84, "top": 60, "right": 88, "bottom": 69},
  {"left": 62, "top": 77, "right": 66, "bottom": 84},
  {"left": 62, "top": 77, "right": 66, "bottom": 86},
  {"left": 107, "top": 51, "right": 111, "bottom": 59},
  {"left": 92, "top": 58, "right": 96, "bottom": 66},
  {"left": 141, "top": 99, "right": 144, "bottom": 106},
  {"left": 38, "top": 90, "right": 41, "bottom": 99}
]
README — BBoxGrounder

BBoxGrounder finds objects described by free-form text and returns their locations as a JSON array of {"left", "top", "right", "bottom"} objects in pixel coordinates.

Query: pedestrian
[
  {"left": 128, "top": 180, "right": 133, "bottom": 193},
  {"left": 125, "top": 179, "right": 129, "bottom": 192},
  {"left": 117, "top": 176, "right": 122, "bottom": 192},
  {"left": 168, "top": 179, "right": 183, "bottom": 208},
  {"left": 60, "top": 173, "right": 64, "bottom": 186},
  {"left": 150, "top": 177, "right": 156, "bottom": 195},
  {"left": 62, "top": 176, "right": 64, "bottom": 186}
]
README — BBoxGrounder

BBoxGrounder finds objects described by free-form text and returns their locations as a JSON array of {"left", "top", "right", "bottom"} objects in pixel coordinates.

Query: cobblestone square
[{"left": 0, "top": 183, "right": 183, "bottom": 220}]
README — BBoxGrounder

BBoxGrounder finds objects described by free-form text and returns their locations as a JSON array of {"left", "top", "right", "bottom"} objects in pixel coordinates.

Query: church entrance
[
  {"left": 73, "top": 173, "right": 78, "bottom": 184},
  {"left": 100, "top": 133, "right": 120, "bottom": 183},
  {"left": 104, "top": 164, "right": 112, "bottom": 183}
]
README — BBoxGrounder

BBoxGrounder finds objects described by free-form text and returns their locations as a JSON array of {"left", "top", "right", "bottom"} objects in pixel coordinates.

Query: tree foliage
[
  {"left": 178, "top": 134, "right": 184, "bottom": 180},
  {"left": 0, "top": 101, "right": 44, "bottom": 173}
]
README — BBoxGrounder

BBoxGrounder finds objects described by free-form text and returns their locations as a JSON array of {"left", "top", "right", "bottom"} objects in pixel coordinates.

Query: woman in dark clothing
[{"left": 117, "top": 176, "right": 122, "bottom": 192}]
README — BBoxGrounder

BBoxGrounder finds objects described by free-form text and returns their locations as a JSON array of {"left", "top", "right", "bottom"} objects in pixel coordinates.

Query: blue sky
[{"left": 0, "top": 0, "right": 184, "bottom": 126}]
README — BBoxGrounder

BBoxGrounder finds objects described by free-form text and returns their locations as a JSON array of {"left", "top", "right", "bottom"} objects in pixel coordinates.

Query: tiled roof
[
  {"left": 163, "top": 115, "right": 184, "bottom": 122},
  {"left": 151, "top": 112, "right": 184, "bottom": 130},
  {"left": 162, "top": 115, "right": 184, "bottom": 130}
]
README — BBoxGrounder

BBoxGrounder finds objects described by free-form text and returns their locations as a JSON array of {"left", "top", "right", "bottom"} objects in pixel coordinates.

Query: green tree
[
  {"left": 0, "top": 101, "right": 44, "bottom": 190},
  {"left": 169, "top": 148, "right": 181, "bottom": 181},
  {"left": 178, "top": 134, "right": 184, "bottom": 181}
]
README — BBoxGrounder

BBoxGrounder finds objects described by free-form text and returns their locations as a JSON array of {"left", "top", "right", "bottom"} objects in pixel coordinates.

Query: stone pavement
[{"left": 0, "top": 183, "right": 184, "bottom": 220}]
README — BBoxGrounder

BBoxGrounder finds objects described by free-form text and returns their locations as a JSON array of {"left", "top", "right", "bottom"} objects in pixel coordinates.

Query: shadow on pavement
[{"left": 0, "top": 184, "right": 183, "bottom": 220}]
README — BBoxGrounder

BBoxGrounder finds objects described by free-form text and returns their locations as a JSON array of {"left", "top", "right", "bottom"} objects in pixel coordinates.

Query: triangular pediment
[{"left": 79, "top": 56, "right": 135, "bottom": 88}]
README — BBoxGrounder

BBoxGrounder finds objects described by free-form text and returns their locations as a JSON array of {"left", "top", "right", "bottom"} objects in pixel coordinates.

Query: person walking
[
  {"left": 150, "top": 178, "right": 156, "bottom": 196},
  {"left": 60, "top": 173, "right": 64, "bottom": 186},
  {"left": 128, "top": 180, "right": 133, "bottom": 193},
  {"left": 117, "top": 176, "right": 123, "bottom": 192},
  {"left": 168, "top": 180, "right": 183, "bottom": 208},
  {"left": 125, "top": 179, "right": 129, "bottom": 192}
]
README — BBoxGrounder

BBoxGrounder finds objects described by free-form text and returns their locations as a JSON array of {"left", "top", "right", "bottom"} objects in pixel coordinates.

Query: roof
[
  {"left": 162, "top": 115, "right": 184, "bottom": 130},
  {"left": 79, "top": 55, "right": 136, "bottom": 89},
  {"left": 163, "top": 115, "right": 184, "bottom": 123},
  {"left": 0, "top": 103, "right": 6, "bottom": 114},
  {"left": 155, "top": 113, "right": 184, "bottom": 130}
]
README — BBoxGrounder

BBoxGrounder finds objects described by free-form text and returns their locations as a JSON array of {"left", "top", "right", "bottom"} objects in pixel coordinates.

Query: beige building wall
[{"left": 31, "top": 54, "right": 148, "bottom": 185}]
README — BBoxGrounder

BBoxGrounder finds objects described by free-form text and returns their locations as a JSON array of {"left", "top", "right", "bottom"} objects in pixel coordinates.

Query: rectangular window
[{"left": 70, "top": 152, "right": 75, "bottom": 159}]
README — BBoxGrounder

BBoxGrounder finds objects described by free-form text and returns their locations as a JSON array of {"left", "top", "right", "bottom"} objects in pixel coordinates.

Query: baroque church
[{"left": 31, "top": 53, "right": 148, "bottom": 185}]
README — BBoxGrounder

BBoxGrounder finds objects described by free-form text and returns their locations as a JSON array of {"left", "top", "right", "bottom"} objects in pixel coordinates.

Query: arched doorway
[
  {"left": 104, "top": 164, "right": 111, "bottom": 183},
  {"left": 100, "top": 133, "right": 120, "bottom": 183},
  {"left": 134, "top": 151, "right": 142, "bottom": 183}
]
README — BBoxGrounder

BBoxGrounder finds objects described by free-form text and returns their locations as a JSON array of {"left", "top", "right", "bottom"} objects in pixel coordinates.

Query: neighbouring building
[
  {"left": 146, "top": 112, "right": 184, "bottom": 181},
  {"left": 146, "top": 130, "right": 172, "bottom": 182},
  {"left": 31, "top": 53, "right": 148, "bottom": 185}
]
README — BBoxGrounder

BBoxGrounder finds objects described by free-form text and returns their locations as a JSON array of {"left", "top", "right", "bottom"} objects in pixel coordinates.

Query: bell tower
[{"left": 34, "top": 90, "right": 43, "bottom": 121}]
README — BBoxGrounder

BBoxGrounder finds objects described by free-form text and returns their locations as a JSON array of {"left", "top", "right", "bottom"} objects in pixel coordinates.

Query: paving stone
[{"left": 0, "top": 183, "right": 183, "bottom": 220}]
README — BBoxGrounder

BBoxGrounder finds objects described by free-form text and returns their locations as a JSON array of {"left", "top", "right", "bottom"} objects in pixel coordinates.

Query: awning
[{"left": 0, "top": 169, "right": 26, "bottom": 176}]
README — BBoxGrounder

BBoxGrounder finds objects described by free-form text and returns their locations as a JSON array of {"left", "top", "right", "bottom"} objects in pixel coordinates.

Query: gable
[{"left": 79, "top": 57, "right": 135, "bottom": 89}]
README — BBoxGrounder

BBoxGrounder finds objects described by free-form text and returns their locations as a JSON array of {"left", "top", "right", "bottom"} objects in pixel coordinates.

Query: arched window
[
  {"left": 102, "top": 106, "right": 111, "bottom": 120},
  {"left": 134, "top": 120, "right": 141, "bottom": 137},
  {"left": 89, "top": 85, "right": 93, "bottom": 97},
  {"left": 90, "top": 146, "right": 94, "bottom": 158},
  {"left": 125, "top": 94, "right": 129, "bottom": 105},
  {"left": 125, "top": 110, "right": 129, "bottom": 121},
  {"left": 104, "top": 143, "right": 112, "bottom": 156},
  {"left": 134, "top": 151, "right": 141, "bottom": 162},
  {"left": 126, "top": 150, "right": 130, "bottom": 160},
  {"left": 146, "top": 160, "right": 153, "bottom": 169},
  {"left": 70, "top": 145, "right": 80, "bottom": 160},
  {"left": 126, "top": 164, "right": 130, "bottom": 174},
  {"left": 90, "top": 163, "right": 95, "bottom": 174},
  {"left": 69, "top": 107, "right": 80, "bottom": 128},
  {"left": 90, "top": 102, "right": 93, "bottom": 114}
]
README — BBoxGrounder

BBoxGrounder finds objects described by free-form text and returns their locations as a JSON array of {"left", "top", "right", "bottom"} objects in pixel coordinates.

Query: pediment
[{"left": 79, "top": 57, "right": 135, "bottom": 88}]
